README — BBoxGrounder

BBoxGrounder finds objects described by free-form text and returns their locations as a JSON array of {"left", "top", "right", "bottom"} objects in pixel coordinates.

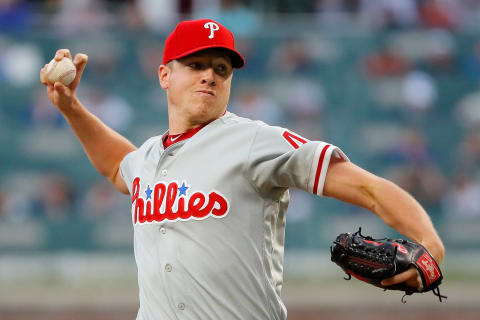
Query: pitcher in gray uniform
[{"left": 40, "top": 19, "right": 445, "bottom": 320}]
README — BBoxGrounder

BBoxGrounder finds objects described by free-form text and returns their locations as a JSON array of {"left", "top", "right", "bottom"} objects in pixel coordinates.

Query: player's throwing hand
[{"left": 40, "top": 49, "right": 88, "bottom": 112}]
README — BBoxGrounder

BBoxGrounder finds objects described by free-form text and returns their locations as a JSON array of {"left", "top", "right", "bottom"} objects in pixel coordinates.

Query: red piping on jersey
[{"left": 313, "top": 144, "right": 331, "bottom": 195}]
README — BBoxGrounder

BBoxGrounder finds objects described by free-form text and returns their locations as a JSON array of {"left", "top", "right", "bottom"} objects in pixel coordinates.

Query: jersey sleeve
[
  {"left": 247, "top": 124, "right": 349, "bottom": 198},
  {"left": 119, "top": 136, "right": 159, "bottom": 195},
  {"left": 119, "top": 150, "right": 137, "bottom": 195}
]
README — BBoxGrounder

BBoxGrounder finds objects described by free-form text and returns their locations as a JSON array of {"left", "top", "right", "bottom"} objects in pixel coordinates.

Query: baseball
[{"left": 46, "top": 57, "right": 76, "bottom": 86}]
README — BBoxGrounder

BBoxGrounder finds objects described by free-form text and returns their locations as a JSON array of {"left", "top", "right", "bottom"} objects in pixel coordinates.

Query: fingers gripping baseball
[
  {"left": 55, "top": 48, "right": 73, "bottom": 61},
  {"left": 40, "top": 49, "right": 88, "bottom": 110},
  {"left": 72, "top": 53, "right": 88, "bottom": 88}
]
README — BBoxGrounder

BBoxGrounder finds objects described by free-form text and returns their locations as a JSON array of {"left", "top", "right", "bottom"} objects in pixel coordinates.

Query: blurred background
[{"left": 1, "top": 0, "right": 480, "bottom": 319}]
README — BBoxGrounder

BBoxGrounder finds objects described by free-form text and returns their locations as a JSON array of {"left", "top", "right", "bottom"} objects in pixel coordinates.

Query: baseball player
[{"left": 40, "top": 19, "right": 445, "bottom": 319}]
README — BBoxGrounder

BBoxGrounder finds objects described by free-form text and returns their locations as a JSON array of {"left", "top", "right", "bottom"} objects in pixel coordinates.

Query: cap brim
[{"left": 168, "top": 45, "right": 245, "bottom": 69}]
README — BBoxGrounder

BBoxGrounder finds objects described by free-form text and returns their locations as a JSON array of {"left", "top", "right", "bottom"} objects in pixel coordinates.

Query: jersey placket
[
  {"left": 154, "top": 141, "right": 190, "bottom": 318},
  {"left": 155, "top": 142, "right": 183, "bottom": 179}
]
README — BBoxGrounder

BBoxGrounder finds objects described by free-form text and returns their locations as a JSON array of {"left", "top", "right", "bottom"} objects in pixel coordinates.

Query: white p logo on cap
[{"left": 204, "top": 22, "right": 220, "bottom": 39}]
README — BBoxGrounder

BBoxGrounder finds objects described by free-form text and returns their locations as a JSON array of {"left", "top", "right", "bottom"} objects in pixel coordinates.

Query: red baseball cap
[{"left": 163, "top": 19, "right": 245, "bottom": 69}]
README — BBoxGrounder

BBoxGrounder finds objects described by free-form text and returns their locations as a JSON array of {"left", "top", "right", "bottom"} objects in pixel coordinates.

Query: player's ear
[{"left": 158, "top": 64, "right": 170, "bottom": 90}]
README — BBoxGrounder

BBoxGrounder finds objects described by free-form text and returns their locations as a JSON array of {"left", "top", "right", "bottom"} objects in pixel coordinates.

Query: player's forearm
[
  {"left": 370, "top": 178, "right": 445, "bottom": 263},
  {"left": 61, "top": 97, "right": 137, "bottom": 181}
]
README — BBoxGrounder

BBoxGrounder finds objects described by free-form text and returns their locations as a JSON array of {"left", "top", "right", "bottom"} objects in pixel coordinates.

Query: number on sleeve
[{"left": 282, "top": 130, "right": 308, "bottom": 149}]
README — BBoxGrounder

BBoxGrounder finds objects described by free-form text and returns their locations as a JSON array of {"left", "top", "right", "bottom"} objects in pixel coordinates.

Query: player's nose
[{"left": 200, "top": 68, "right": 216, "bottom": 87}]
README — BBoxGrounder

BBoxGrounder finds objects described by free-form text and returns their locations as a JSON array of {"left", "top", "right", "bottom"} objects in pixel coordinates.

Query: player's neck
[
  {"left": 168, "top": 121, "right": 204, "bottom": 135},
  {"left": 167, "top": 109, "right": 225, "bottom": 135}
]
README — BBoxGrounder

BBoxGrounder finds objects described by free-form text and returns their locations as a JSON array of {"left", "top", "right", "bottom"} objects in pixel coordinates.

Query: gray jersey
[{"left": 120, "top": 112, "right": 348, "bottom": 320}]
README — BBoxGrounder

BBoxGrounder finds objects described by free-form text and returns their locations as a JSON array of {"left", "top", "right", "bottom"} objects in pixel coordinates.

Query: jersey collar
[
  {"left": 163, "top": 124, "right": 206, "bottom": 149},
  {"left": 161, "top": 111, "right": 230, "bottom": 149}
]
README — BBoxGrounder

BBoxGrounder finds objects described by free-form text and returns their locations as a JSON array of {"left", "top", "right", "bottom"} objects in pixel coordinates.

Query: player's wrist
[
  {"left": 421, "top": 239, "right": 445, "bottom": 264},
  {"left": 57, "top": 95, "right": 82, "bottom": 117}
]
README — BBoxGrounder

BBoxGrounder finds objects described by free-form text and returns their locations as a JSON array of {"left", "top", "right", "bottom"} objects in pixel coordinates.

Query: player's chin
[
  {"left": 192, "top": 95, "right": 216, "bottom": 105},
  {"left": 189, "top": 105, "right": 218, "bottom": 122}
]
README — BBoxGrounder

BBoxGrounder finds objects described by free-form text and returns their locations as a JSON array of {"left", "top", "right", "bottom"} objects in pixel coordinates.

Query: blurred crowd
[
  {"left": 2, "top": 0, "right": 480, "bottom": 33},
  {"left": 1, "top": 0, "right": 480, "bottom": 231}
]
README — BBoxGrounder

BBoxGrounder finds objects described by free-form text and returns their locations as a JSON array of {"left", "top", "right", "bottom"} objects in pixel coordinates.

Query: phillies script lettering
[{"left": 131, "top": 177, "right": 230, "bottom": 224}]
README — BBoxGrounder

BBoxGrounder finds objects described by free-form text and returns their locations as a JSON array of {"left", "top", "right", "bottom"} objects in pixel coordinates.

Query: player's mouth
[{"left": 196, "top": 90, "right": 215, "bottom": 97}]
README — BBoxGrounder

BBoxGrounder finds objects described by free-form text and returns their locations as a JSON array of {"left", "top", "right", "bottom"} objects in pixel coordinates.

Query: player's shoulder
[
  {"left": 126, "top": 135, "right": 162, "bottom": 160},
  {"left": 135, "top": 135, "right": 161, "bottom": 150},
  {"left": 219, "top": 111, "right": 285, "bottom": 133},
  {"left": 218, "top": 112, "right": 311, "bottom": 152},
  {"left": 220, "top": 112, "right": 303, "bottom": 140},
  {"left": 219, "top": 111, "right": 266, "bottom": 127}
]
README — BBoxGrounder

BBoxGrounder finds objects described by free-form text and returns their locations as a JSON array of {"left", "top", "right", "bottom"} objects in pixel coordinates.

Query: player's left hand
[
  {"left": 331, "top": 229, "right": 445, "bottom": 301},
  {"left": 381, "top": 267, "right": 421, "bottom": 290},
  {"left": 382, "top": 240, "right": 445, "bottom": 290}
]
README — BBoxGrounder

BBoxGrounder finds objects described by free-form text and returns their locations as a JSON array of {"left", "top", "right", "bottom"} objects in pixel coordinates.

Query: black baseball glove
[{"left": 331, "top": 227, "right": 446, "bottom": 302}]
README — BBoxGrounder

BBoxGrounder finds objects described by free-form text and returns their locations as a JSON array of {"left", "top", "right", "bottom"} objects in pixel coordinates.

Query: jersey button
[
  {"left": 161, "top": 169, "right": 168, "bottom": 176},
  {"left": 177, "top": 303, "right": 185, "bottom": 310},
  {"left": 165, "top": 264, "right": 172, "bottom": 272},
  {"left": 159, "top": 227, "right": 166, "bottom": 234}
]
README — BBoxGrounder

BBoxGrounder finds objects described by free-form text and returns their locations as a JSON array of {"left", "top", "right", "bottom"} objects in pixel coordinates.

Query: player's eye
[
  {"left": 215, "top": 64, "right": 231, "bottom": 77},
  {"left": 189, "top": 62, "right": 203, "bottom": 70}
]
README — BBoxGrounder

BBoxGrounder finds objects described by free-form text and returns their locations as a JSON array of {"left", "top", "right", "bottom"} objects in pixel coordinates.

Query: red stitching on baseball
[{"left": 46, "top": 59, "right": 58, "bottom": 78}]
